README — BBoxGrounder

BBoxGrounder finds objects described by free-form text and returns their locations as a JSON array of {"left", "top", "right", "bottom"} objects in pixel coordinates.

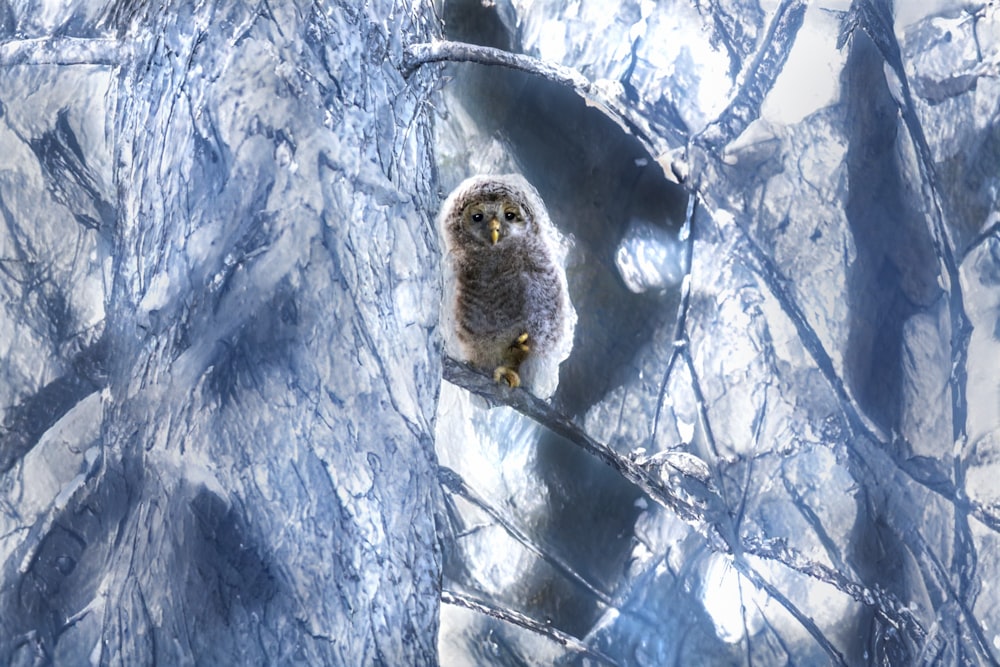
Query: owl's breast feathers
[{"left": 455, "top": 245, "right": 564, "bottom": 347}]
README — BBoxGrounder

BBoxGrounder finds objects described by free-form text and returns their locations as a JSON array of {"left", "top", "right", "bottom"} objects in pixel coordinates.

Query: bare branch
[
  {"left": 403, "top": 39, "right": 593, "bottom": 92},
  {"left": 442, "top": 356, "right": 927, "bottom": 646},
  {"left": 402, "top": 40, "right": 688, "bottom": 180},
  {"left": 441, "top": 589, "right": 620, "bottom": 666},
  {"left": 439, "top": 465, "right": 618, "bottom": 608},
  {"left": 442, "top": 356, "right": 736, "bottom": 553},
  {"left": 741, "top": 536, "right": 926, "bottom": 643},
  {"left": 964, "top": 219, "right": 1000, "bottom": 259}
]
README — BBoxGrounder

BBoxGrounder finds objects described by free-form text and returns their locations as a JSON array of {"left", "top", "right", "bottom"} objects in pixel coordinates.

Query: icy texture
[
  {"left": 434, "top": 0, "right": 1000, "bottom": 665},
  {"left": 615, "top": 219, "right": 687, "bottom": 294},
  {"left": 1, "top": 1, "right": 441, "bottom": 664},
  {"left": 3, "top": 0, "right": 1000, "bottom": 665}
]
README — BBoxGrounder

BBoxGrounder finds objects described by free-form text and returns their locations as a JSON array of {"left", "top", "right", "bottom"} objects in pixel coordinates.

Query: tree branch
[
  {"left": 403, "top": 39, "right": 592, "bottom": 92},
  {"left": 441, "top": 589, "right": 620, "bottom": 666},
  {"left": 442, "top": 356, "right": 736, "bottom": 552},
  {"left": 442, "top": 356, "right": 927, "bottom": 645},
  {"left": 402, "top": 40, "right": 688, "bottom": 181},
  {"left": 439, "top": 465, "right": 618, "bottom": 608}
]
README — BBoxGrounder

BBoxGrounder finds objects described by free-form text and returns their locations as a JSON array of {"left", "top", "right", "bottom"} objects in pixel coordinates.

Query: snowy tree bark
[
  {"left": 1, "top": 1, "right": 443, "bottom": 664},
  {"left": 2, "top": 0, "right": 1000, "bottom": 665}
]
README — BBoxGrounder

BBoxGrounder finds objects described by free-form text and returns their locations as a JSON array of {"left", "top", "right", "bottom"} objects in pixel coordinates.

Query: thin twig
[
  {"left": 731, "top": 560, "right": 849, "bottom": 666},
  {"left": 441, "top": 589, "right": 621, "bottom": 666},
  {"left": 726, "top": 205, "right": 1000, "bottom": 535},
  {"left": 649, "top": 193, "right": 697, "bottom": 451},
  {"left": 741, "top": 536, "right": 926, "bottom": 643},
  {"left": 438, "top": 465, "right": 618, "bottom": 608},
  {"left": 964, "top": 219, "right": 1000, "bottom": 259}
]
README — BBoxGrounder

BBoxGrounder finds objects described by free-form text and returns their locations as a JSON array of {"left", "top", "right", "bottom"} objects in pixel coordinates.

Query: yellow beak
[{"left": 489, "top": 218, "right": 500, "bottom": 245}]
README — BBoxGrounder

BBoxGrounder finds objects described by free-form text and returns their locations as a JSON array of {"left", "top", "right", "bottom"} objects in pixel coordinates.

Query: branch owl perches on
[{"left": 438, "top": 174, "right": 576, "bottom": 400}]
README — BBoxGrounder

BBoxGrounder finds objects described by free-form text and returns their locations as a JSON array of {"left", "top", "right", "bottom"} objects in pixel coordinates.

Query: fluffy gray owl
[{"left": 438, "top": 174, "right": 575, "bottom": 399}]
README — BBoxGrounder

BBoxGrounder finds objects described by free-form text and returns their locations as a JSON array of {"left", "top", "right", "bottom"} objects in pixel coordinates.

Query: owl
[{"left": 438, "top": 174, "right": 575, "bottom": 399}]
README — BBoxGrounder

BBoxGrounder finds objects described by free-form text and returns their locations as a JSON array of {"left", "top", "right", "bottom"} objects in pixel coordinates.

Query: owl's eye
[
  {"left": 504, "top": 211, "right": 517, "bottom": 221},
  {"left": 471, "top": 212, "right": 484, "bottom": 223}
]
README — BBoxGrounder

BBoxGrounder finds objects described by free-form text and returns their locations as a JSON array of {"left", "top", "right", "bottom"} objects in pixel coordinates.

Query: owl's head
[
  {"left": 459, "top": 195, "right": 530, "bottom": 247},
  {"left": 440, "top": 174, "right": 547, "bottom": 253}
]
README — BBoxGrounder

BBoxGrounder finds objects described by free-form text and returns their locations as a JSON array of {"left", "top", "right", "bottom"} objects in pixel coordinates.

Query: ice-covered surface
[
  {"left": 433, "top": 0, "right": 1000, "bottom": 665},
  {"left": 2, "top": 0, "right": 999, "bottom": 665},
  {"left": 1, "top": 1, "right": 442, "bottom": 664}
]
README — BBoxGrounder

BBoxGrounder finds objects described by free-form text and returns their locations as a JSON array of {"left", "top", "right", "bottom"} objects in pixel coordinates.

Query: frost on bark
[
  {"left": 2, "top": 0, "right": 1000, "bottom": 665},
  {"left": 428, "top": 1, "right": 1000, "bottom": 665},
  {"left": 0, "top": 1, "right": 442, "bottom": 664}
]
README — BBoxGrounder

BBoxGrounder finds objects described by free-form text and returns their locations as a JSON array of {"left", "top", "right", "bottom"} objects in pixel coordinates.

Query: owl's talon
[
  {"left": 513, "top": 332, "right": 530, "bottom": 353},
  {"left": 493, "top": 366, "right": 521, "bottom": 388}
]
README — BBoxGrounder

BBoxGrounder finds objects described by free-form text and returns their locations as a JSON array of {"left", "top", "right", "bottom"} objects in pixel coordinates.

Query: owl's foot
[
  {"left": 512, "top": 332, "right": 530, "bottom": 353},
  {"left": 493, "top": 365, "right": 521, "bottom": 388}
]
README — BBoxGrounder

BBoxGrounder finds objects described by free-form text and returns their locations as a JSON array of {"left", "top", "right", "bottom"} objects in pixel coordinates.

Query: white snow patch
[
  {"left": 701, "top": 554, "right": 765, "bottom": 642},
  {"left": 139, "top": 271, "right": 173, "bottom": 314},
  {"left": 615, "top": 219, "right": 687, "bottom": 293},
  {"left": 760, "top": 5, "right": 846, "bottom": 126}
]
